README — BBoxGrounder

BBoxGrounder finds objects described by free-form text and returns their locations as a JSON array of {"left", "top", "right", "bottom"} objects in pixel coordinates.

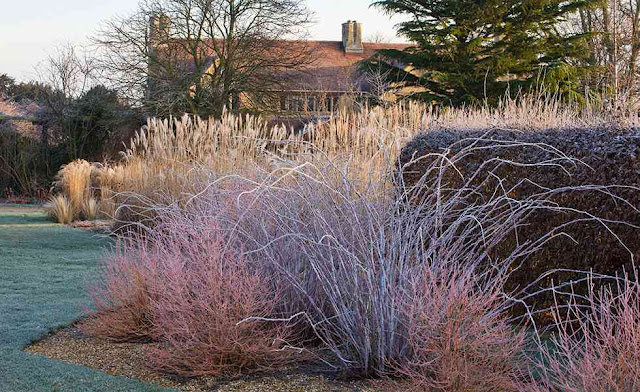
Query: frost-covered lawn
[{"left": 0, "top": 205, "right": 171, "bottom": 392}]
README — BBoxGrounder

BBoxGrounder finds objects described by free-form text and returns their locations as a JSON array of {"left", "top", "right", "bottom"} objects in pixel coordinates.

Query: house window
[
  {"left": 281, "top": 94, "right": 305, "bottom": 112},
  {"left": 280, "top": 93, "right": 340, "bottom": 113}
]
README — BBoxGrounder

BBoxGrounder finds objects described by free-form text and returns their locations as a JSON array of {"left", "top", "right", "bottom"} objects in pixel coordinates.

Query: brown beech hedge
[{"left": 399, "top": 128, "right": 640, "bottom": 316}]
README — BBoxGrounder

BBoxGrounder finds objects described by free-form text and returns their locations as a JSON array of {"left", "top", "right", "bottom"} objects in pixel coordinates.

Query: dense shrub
[
  {"left": 397, "top": 263, "right": 530, "bottom": 391},
  {"left": 529, "top": 274, "right": 640, "bottom": 392},
  {"left": 400, "top": 128, "right": 640, "bottom": 314},
  {"left": 83, "top": 135, "right": 639, "bottom": 380},
  {"left": 0, "top": 119, "right": 51, "bottom": 198},
  {"left": 81, "top": 208, "right": 298, "bottom": 376},
  {"left": 147, "top": 214, "right": 295, "bottom": 376}
]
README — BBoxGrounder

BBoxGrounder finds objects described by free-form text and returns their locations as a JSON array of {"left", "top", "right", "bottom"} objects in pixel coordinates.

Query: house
[
  {"left": 266, "top": 21, "right": 410, "bottom": 116},
  {"left": 147, "top": 19, "right": 410, "bottom": 118}
]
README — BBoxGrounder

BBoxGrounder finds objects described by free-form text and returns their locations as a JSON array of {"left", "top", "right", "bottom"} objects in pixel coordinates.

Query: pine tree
[{"left": 370, "top": 0, "right": 595, "bottom": 105}]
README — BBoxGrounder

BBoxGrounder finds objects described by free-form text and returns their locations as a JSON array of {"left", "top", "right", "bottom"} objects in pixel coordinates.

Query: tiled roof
[
  {"left": 306, "top": 41, "right": 409, "bottom": 68},
  {"left": 157, "top": 39, "right": 411, "bottom": 93},
  {"left": 271, "top": 41, "right": 411, "bottom": 92}
]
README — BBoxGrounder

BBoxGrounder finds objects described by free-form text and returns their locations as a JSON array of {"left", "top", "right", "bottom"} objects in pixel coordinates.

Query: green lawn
[{"left": 0, "top": 205, "right": 173, "bottom": 392}]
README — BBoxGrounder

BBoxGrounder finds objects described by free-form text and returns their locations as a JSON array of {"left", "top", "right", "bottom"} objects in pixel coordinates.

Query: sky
[{"left": 0, "top": 0, "right": 407, "bottom": 82}]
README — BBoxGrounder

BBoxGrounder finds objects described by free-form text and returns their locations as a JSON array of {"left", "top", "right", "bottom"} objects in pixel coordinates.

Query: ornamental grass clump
[
  {"left": 52, "top": 95, "right": 640, "bottom": 225},
  {"left": 53, "top": 159, "right": 94, "bottom": 219},
  {"left": 44, "top": 194, "right": 73, "bottom": 224}
]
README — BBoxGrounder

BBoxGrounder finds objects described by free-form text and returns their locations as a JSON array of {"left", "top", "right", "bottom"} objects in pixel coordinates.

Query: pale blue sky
[{"left": 0, "top": 0, "right": 406, "bottom": 82}]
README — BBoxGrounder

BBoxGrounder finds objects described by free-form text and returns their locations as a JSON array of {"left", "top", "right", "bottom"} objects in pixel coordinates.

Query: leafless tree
[
  {"left": 93, "top": 0, "right": 316, "bottom": 117},
  {"left": 365, "top": 32, "right": 391, "bottom": 44},
  {"left": 36, "top": 44, "right": 126, "bottom": 161},
  {"left": 39, "top": 43, "right": 96, "bottom": 119},
  {"left": 568, "top": 1, "right": 640, "bottom": 106}
]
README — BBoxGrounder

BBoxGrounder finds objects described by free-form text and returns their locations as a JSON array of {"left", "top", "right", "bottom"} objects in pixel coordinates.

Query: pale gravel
[{"left": 26, "top": 328, "right": 407, "bottom": 392}]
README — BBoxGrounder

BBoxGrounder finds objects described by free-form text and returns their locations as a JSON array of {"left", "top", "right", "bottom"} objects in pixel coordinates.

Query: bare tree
[
  {"left": 37, "top": 44, "right": 126, "bottom": 161},
  {"left": 94, "top": 0, "right": 315, "bottom": 117},
  {"left": 569, "top": 1, "right": 640, "bottom": 105},
  {"left": 37, "top": 44, "right": 95, "bottom": 159},
  {"left": 365, "top": 32, "right": 391, "bottom": 44},
  {"left": 39, "top": 44, "right": 96, "bottom": 118}
]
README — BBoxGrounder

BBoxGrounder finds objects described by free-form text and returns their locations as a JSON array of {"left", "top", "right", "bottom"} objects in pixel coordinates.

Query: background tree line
[
  {"left": 1, "top": 0, "right": 314, "bottom": 197},
  {"left": 3, "top": 0, "right": 640, "bottom": 197},
  {"left": 367, "top": 0, "right": 640, "bottom": 107},
  {"left": 0, "top": 45, "right": 136, "bottom": 198}
]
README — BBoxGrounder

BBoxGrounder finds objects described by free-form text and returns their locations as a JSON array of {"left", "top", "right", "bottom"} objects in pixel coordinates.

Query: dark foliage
[
  {"left": 60, "top": 85, "right": 125, "bottom": 160},
  {"left": 1, "top": 75, "right": 141, "bottom": 197},
  {"left": 0, "top": 73, "right": 53, "bottom": 104},
  {"left": 400, "top": 128, "right": 640, "bottom": 317},
  {"left": 369, "top": 0, "right": 597, "bottom": 105}
]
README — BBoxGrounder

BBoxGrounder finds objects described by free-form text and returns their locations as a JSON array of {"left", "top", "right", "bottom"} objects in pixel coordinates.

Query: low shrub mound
[
  {"left": 81, "top": 211, "right": 297, "bottom": 376},
  {"left": 144, "top": 216, "right": 294, "bottom": 377},
  {"left": 398, "top": 263, "right": 529, "bottom": 391},
  {"left": 400, "top": 128, "right": 640, "bottom": 314},
  {"left": 529, "top": 274, "right": 640, "bottom": 392}
]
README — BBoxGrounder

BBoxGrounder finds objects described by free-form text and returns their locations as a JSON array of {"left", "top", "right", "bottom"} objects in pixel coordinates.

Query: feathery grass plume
[
  {"left": 44, "top": 194, "right": 73, "bottom": 224},
  {"left": 96, "top": 95, "right": 640, "bottom": 223},
  {"left": 129, "top": 134, "right": 632, "bottom": 378},
  {"left": 82, "top": 197, "right": 98, "bottom": 221},
  {"left": 52, "top": 159, "right": 94, "bottom": 219}
]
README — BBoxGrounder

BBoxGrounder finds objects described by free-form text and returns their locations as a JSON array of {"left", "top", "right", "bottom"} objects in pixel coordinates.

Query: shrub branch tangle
[
  {"left": 81, "top": 213, "right": 297, "bottom": 376},
  {"left": 225, "top": 140, "right": 636, "bottom": 377},
  {"left": 529, "top": 274, "right": 640, "bottom": 392}
]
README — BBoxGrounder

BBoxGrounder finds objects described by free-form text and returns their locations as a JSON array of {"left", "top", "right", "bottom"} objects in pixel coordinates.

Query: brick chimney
[
  {"left": 149, "top": 13, "right": 171, "bottom": 47},
  {"left": 342, "top": 21, "right": 363, "bottom": 54},
  {"left": 147, "top": 13, "right": 170, "bottom": 100}
]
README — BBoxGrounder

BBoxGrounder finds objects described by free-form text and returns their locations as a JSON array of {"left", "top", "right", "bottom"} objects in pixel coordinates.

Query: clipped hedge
[{"left": 400, "top": 128, "right": 640, "bottom": 315}]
